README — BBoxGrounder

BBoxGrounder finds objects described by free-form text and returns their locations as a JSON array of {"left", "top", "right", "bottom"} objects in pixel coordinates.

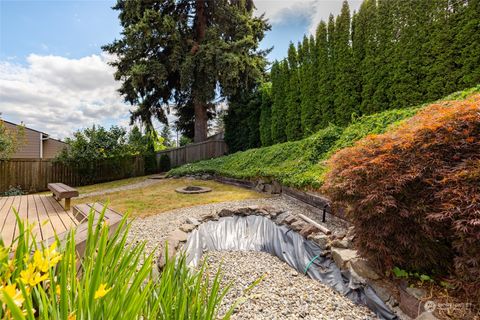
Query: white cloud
[
  {"left": 254, "top": 0, "right": 362, "bottom": 35},
  {"left": 0, "top": 54, "right": 131, "bottom": 139}
]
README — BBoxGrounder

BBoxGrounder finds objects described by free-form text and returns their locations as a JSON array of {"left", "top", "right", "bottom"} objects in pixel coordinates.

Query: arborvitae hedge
[{"left": 225, "top": 0, "right": 479, "bottom": 149}]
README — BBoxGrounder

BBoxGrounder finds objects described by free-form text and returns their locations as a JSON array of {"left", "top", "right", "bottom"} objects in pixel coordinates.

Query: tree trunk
[
  {"left": 193, "top": 0, "right": 208, "bottom": 142},
  {"left": 194, "top": 99, "right": 208, "bottom": 142}
]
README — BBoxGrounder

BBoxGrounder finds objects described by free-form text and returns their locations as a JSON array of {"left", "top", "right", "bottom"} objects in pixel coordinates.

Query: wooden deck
[{"left": 0, "top": 194, "right": 122, "bottom": 248}]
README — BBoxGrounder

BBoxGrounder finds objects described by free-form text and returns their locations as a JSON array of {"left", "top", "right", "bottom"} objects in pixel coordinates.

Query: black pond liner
[{"left": 185, "top": 215, "right": 397, "bottom": 320}]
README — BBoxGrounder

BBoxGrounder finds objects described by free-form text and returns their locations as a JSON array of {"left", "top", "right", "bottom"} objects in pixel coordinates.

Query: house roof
[{"left": 1, "top": 119, "right": 66, "bottom": 144}]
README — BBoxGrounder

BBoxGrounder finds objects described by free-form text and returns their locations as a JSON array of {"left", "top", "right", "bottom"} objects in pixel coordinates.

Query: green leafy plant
[
  {"left": 392, "top": 267, "right": 434, "bottom": 284},
  {"left": 159, "top": 154, "right": 171, "bottom": 172},
  {"left": 2, "top": 186, "right": 26, "bottom": 197},
  {"left": 0, "top": 120, "right": 25, "bottom": 160}
]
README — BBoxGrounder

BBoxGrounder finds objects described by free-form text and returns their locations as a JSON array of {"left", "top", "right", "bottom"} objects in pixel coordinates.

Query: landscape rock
[
  {"left": 168, "top": 229, "right": 188, "bottom": 242},
  {"left": 335, "top": 231, "right": 347, "bottom": 239},
  {"left": 309, "top": 233, "right": 330, "bottom": 250},
  {"left": 284, "top": 214, "right": 297, "bottom": 225},
  {"left": 255, "top": 180, "right": 265, "bottom": 192},
  {"left": 268, "top": 209, "right": 281, "bottom": 219},
  {"left": 349, "top": 258, "right": 380, "bottom": 280},
  {"left": 405, "top": 287, "right": 427, "bottom": 300},
  {"left": 331, "top": 238, "right": 350, "bottom": 249},
  {"left": 346, "top": 226, "right": 356, "bottom": 238},
  {"left": 349, "top": 264, "right": 367, "bottom": 286},
  {"left": 369, "top": 281, "right": 392, "bottom": 303},
  {"left": 157, "top": 242, "right": 178, "bottom": 270},
  {"left": 400, "top": 287, "right": 424, "bottom": 318},
  {"left": 272, "top": 180, "right": 282, "bottom": 194},
  {"left": 387, "top": 296, "right": 399, "bottom": 308},
  {"left": 218, "top": 208, "right": 236, "bottom": 217},
  {"left": 275, "top": 212, "right": 290, "bottom": 224},
  {"left": 416, "top": 311, "right": 439, "bottom": 320},
  {"left": 299, "top": 225, "right": 319, "bottom": 237},
  {"left": 264, "top": 184, "right": 273, "bottom": 194},
  {"left": 256, "top": 209, "right": 270, "bottom": 216},
  {"left": 179, "top": 223, "right": 196, "bottom": 233},
  {"left": 201, "top": 212, "right": 218, "bottom": 221},
  {"left": 290, "top": 220, "right": 307, "bottom": 232},
  {"left": 186, "top": 217, "right": 201, "bottom": 226},
  {"left": 331, "top": 248, "right": 358, "bottom": 269}
]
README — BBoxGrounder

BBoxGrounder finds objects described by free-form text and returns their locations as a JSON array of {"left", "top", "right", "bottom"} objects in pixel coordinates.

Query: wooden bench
[{"left": 48, "top": 183, "right": 79, "bottom": 210}]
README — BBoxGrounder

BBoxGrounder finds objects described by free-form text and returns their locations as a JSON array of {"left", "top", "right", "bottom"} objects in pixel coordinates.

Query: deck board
[
  {"left": 0, "top": 196, "right": 15, "bottom": 233},
  {"left": 2, "top": 196, "right": 21, "bottom": 245},
  {"left": 0, "top": 194, "right": 85, "bottom": 247},
  {"left": 1, "top": 195, "right": 122, "bottom": 251},
  {"left": 45, "top": 195, "right": 79, "bottom": 227},
  {"left": 40, "top": 195, "right": 68, "bottom": 235}
]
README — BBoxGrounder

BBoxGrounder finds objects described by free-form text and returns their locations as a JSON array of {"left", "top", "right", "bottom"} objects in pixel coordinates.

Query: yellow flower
[
  {"left": 33, "top": 250, "right": 49, "bottom": 273},
  {"left": 0, "top": 284, "right": 24, "bottom": 307},
  {"left": 32, "top": 243, "right": 62, "bottom": 273},
  {"left": 94, "top": 283, "right": 111, "bottom": 299},
  {"left": 44, "top": 243, "right": 62, "bottom": 267},
  {"left": 19, "top": 263, "right": 48, "bottom": 287},
  {"left": 67, "top": 313, "right": 76, "bottom": 320},
  {"left": 56, "top": 285, "right": 61, "bottom": 296}
]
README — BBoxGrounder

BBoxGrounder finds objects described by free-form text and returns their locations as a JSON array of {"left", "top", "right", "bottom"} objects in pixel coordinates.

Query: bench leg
[{"left": 65, "top": 198, "right": 71, "bottom": 211}]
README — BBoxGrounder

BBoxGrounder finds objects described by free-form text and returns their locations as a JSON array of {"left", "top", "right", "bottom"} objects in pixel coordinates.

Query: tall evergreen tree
[
  {"left": 370, "top": 0, "right": 395, "bottom": 113},
  {"left": 424, "top": 0, "right": 460, "bottom": 100},
  {"left": 259, "top": 82, "right": 273, "bottom": 146},
  {"left": 325, "top": 15, "right": 337, "bottom": 125},
  {"left": 333, "top": 1, "right": 359, "bottom": 125},
  {"left": 252, "top": 0, "right": 479, "bottom": 146},
  {"left": 389, "top": 0, "right": 433, "bottom": 109},
  {"left": 270, "top": 61, "right": 288, "bottom": 143},
  {"left": 285, "top": 43, "right": 303, "bottom": 140},
  {"left": 160, "top": 124, "right": 173, "bottom": 147},
  {"left": 315, "top": 21, "right": 333, "bottom": 129},
  {"left": 354, "top": 0, "right": 377, "bottom": 114},
  {"left": 458, "top": 0, "right": 480, "bottom": 87},
  {"left": 300, "top": 35, "right": 319, "bottom": 135},
  {"left": 103, "top": 0, "right": 270, "bottom": 142},
  {"left": 224, "top": 89, "right": 262, "bottom": 152}
]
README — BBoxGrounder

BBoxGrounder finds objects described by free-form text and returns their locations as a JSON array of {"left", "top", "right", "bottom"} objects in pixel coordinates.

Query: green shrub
[
  {"left": 322, "top": 94, "right": 480, "bottom": 299},
  {"left": 170, "top": 106, "right": 419, "bottom": 188},
  {"left": 0, "top": 208, "right": 235, "bottom": 319},
  {"left": 144, "top": 152, "right": 158, "bottom": 174},
  {"left": 159, "top": 154, "right": 171, "bottom": 172},
  {"left": 2, "top": 185, "right": 26, "bottom": 197}
]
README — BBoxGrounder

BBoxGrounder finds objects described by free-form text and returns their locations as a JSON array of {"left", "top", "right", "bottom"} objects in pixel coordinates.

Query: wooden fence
[
  {"left": 156, "top": 140, "right": 228, "bottom": 168},
  {"left": 0, "top": 156, "right": 144, "bottom": 193}
]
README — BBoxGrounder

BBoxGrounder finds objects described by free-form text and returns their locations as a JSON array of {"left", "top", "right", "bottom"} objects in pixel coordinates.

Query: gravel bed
[
  {"left": 126, "top": 195, "right": 372, "bottom": 319},
  {"left": 206, "top": 250, "right": 377, "bottom": 320},
  {"left": 127, "top": 195, "right": 349, "bottom": 258}
]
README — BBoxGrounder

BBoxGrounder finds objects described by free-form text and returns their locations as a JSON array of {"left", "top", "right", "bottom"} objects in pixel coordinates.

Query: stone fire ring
[{"left": 175, "top": 186, "right": 212, "bottom": 194}]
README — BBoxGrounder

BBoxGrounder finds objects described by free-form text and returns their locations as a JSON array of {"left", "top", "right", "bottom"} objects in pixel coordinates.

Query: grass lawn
[{"left": 73, "top": 178, "right": 266, "bottom": 217}]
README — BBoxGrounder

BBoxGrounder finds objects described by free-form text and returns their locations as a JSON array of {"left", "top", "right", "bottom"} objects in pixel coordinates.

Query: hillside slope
[{"left": 169, "top": 86, "right": 480, "bottom": 189}]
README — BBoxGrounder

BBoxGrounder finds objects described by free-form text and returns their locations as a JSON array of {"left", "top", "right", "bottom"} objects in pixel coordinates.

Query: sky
[{"left": 0, "top": 0, "right": 361, "bottom": 140}]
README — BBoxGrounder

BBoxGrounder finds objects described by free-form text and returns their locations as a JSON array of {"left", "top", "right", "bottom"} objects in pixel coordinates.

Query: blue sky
[
  {"left": 0, "top": 0, "right": 310, "bottom": 63},
  {"left": 0, "top": 0, "right": 359, "bottom": 139}
]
